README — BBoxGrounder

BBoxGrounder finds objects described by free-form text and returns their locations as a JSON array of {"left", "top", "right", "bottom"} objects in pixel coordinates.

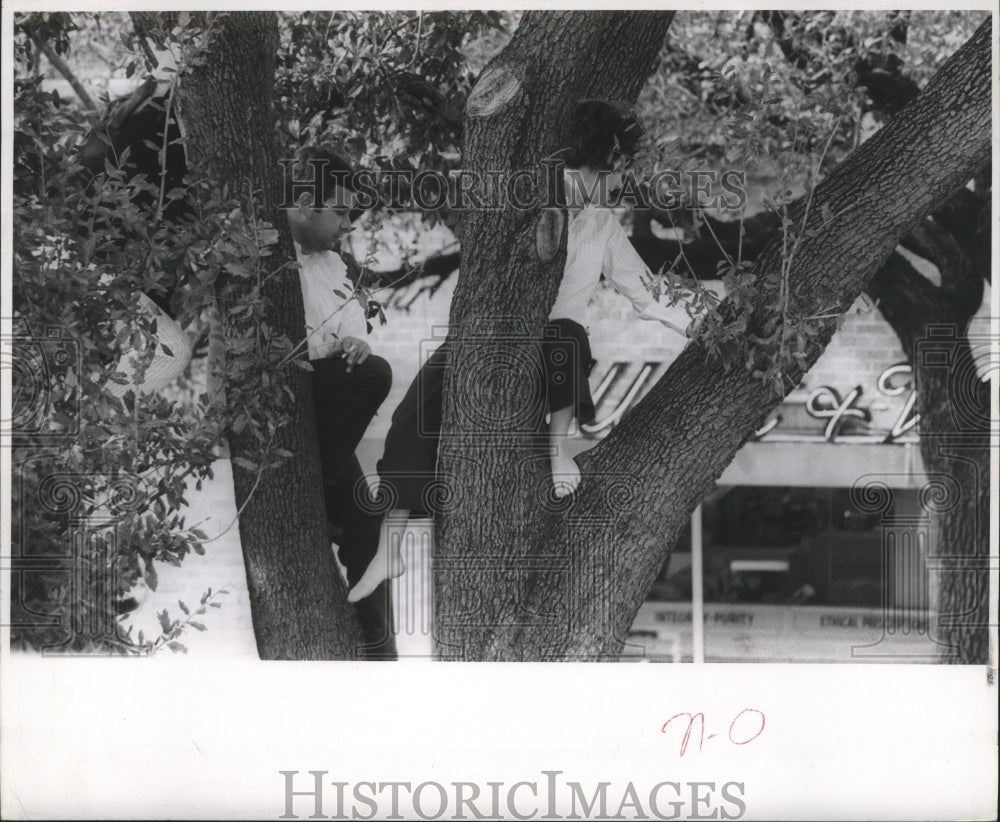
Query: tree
[
  {"left": 128, "top": 11, "right": 365, "bottom": 658},
  {"left": 866, "top": 191, "right": 991, "bottom": 665},
  {"left": 433, "top": 12, "right": 991, "bottom": 660},
  {"left": 12, "top": 11, "right": 989, "bottom": 663},
  {"left": 622, "top": 13, "right": 992, "bottom": 663}
]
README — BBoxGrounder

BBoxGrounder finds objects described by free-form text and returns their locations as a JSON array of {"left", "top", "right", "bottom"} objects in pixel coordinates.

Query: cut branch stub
[
  {"left": 466, "top": 65, "right": 523, "bottom": 118},
  {"left": 535, "top": 207, "right": 565, "bottom": 263}
]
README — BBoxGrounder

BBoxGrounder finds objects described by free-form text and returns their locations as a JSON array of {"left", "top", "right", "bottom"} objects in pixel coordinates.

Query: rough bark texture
[
  {"left": 434, "top": 11, "right": 675, "bottom": 660},
  {"left": 132, "top": 11, "right": 363, "bottom": 658},
  {"left": 443, "top": 16, "right": 991, "bottom": 660},
  {"left": 867, "top": 193, "right": 991, "bottom": 665}
]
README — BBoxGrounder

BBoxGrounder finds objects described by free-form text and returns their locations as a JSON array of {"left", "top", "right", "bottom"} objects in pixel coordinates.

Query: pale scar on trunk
[
  {"left": 536, "top": 208, "right": 565, "bottom": 263},
  {"left": 466, "top": 66, "right": 522, "bottom": 117}
]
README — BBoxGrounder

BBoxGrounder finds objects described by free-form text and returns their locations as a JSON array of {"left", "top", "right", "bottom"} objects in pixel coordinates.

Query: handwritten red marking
[
  {"left": 728, "top": 708, "right": 766, "bottom": 745},
  {"left": 660, "top": 712, "right": 705, "bottom": 756},
  {"left": 661, "top": 708, "right": 765, "bottom": 756}
]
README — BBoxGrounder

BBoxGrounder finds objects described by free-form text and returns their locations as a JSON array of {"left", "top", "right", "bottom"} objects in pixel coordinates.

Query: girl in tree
[{"left": 347, "top": 100, "right": 693, "bottom": 603}]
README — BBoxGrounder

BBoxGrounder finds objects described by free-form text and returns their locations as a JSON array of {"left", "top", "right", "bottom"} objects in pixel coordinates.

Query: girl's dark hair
[
  {"left": 566, "top": 100, "right": 643, "bottom": 170},
  {"left": 78, "top": 84, "right": 189, "bottom": 223}
]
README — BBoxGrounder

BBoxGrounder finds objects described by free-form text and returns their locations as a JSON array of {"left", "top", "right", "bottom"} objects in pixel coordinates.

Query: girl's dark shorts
[{"left": 377, "top": 319, "right": 595, "bottom": 514}]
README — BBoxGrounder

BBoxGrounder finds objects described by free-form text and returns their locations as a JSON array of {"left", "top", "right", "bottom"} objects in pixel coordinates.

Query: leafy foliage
[
  {"left": 274, "top": 12, "right": 504, "bottom": 177},
  {"left": 637, "top": 9, "right": 987, "bottom": 397},
  {"left": 10, "top": 31, "right": 301, "bottom": 653},
  {"left": 12, "top": 12, "right": 79, "bottom": 61}
]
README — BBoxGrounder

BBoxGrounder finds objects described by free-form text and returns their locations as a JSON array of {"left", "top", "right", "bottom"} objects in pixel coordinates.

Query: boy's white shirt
[
  {"left": 550, "top": 204, "right": 676, "bottom": 325},
  {"left": 294, "top": 243, "right": 369, "bottom": 361}
]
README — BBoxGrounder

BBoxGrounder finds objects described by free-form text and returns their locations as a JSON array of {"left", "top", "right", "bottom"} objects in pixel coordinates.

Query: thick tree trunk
[
  {"left": 435, "top": 11, "right": 675, "bottom": 660},
  {"left": 868, "top": 218, "right": 991, "bottom": 664},
  {"left": 444, "top": 16, "right": 991, "bottom": 660},
  {"left": 133, "top": 12, "right": 363, "bottom": 658}
]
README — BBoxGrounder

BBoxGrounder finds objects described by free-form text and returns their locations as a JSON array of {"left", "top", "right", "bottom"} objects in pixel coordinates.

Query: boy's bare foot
[
  {"left": 551, "top": 450, "right": 581, "bottom": 498},
  {"left": 347, "top": 543, "right": 404, "bottom": 603}
]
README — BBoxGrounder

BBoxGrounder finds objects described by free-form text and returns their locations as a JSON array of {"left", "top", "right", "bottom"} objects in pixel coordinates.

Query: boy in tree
[{"left": 284, "top": 147, "right": 395, "bottom": 658}]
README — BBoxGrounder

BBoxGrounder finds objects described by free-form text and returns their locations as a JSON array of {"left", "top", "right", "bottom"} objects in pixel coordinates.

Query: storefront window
[
  {"left": 635, "top": 484, "right": 933, "bottom": 662},
  {"left": 649, "top": 485, "right": 923, "bottom": 608}
]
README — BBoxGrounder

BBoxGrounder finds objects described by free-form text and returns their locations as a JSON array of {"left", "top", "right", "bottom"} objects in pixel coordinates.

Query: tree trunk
[
  {"left": 442, "top": 15, "right": 991, "bottom": 660},
  {"left": 133, "top": 11, "right": 363, "bottom": 658},
  {"left": 867, "top": 212, "right": 991, "bottom": 664},
  {"left": 434, "top": 11, "right": 675, "bottom": 660}
]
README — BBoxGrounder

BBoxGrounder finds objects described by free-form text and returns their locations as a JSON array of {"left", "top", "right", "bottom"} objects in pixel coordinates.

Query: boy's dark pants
[{"left": 311, "top": 354, "right": 396, "bottom": 660}]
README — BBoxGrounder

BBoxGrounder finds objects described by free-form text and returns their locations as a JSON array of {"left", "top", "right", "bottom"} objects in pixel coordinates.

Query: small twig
[
  {"left": 247, "top": 184, "right": 264, "bottom": 355},
  {"left": 153, "top": 75, "right": 179, "bottom": 227},
  {"left": 694, "top": 205, "right": 736, "bottom": 268},
  {"left": 412, "top": 12, "right": 424, "bottom": 66},
  {"left": 141, "top": 584, "right": 232, "bottom": 654},
  {"left": 203, "top": 467, "right": 263, "bottom": 543},
  {"left": 201, "top": 437, "right": 272, "bottom": 544},
  {"left": 736, "top": 210, "right": 745, "bottom": 267},
  {"left": 255, "top": 259, "right": 299, "bottom": 291},
  {"left": 277, "top": 299, "right": 352, "bottom": 367},
  {"left": 780, "top": 115, "right": 841, "bottom": 311}
]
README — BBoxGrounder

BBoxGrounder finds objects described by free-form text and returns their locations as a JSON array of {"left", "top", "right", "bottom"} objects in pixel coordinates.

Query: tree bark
[
  {"left": 868, "top": 211, "right": 991, "bottom": 664},
  {"left": 132, "top": 11, "right": 364, "bottom": 658},
  {"left": 433, "top": 11, "right": 675, "bottom": 660},
  {"left": 444, "top": 16, "right": 991, "bottom": 660}
]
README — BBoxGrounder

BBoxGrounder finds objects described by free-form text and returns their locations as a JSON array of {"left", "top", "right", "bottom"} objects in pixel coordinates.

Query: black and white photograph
[{"left": 1, "top": 4, "right": 997, "bottom": 820}]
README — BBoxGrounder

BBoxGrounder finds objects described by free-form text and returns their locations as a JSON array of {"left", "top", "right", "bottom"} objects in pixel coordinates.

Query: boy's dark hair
[
  {"left": 566, "top": 100, "right": 643, "bottom": 170},
  {"left": 288, "top": 145, "right": 358, "bottom": 194},
  {"left": 286, "top": 145, "right": 371, "bottom": 220}
]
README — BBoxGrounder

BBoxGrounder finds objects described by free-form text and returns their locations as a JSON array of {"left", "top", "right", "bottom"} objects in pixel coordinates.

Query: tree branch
[
  {"left": 30, "top": 32, "right": 96, "bottom": 111},
  {"left": 865, "top": 251, "right": 940, "bottom": 358},
  {"left": 515, "top": 18, "right": 992, "bottom": 657}
]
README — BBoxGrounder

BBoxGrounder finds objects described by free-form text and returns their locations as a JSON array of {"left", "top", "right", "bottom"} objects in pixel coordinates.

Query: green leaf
[{"left": 144, "top": 562, "right": 159, "bottom": 591}]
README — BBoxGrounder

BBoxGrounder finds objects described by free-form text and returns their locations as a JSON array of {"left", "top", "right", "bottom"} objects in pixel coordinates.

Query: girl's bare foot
[
  {"left": 551, "top": 449, "right": 581, "bottom": 498},
  {"left": 549, "top": 406, "right": 580, "bottom": 498}
]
